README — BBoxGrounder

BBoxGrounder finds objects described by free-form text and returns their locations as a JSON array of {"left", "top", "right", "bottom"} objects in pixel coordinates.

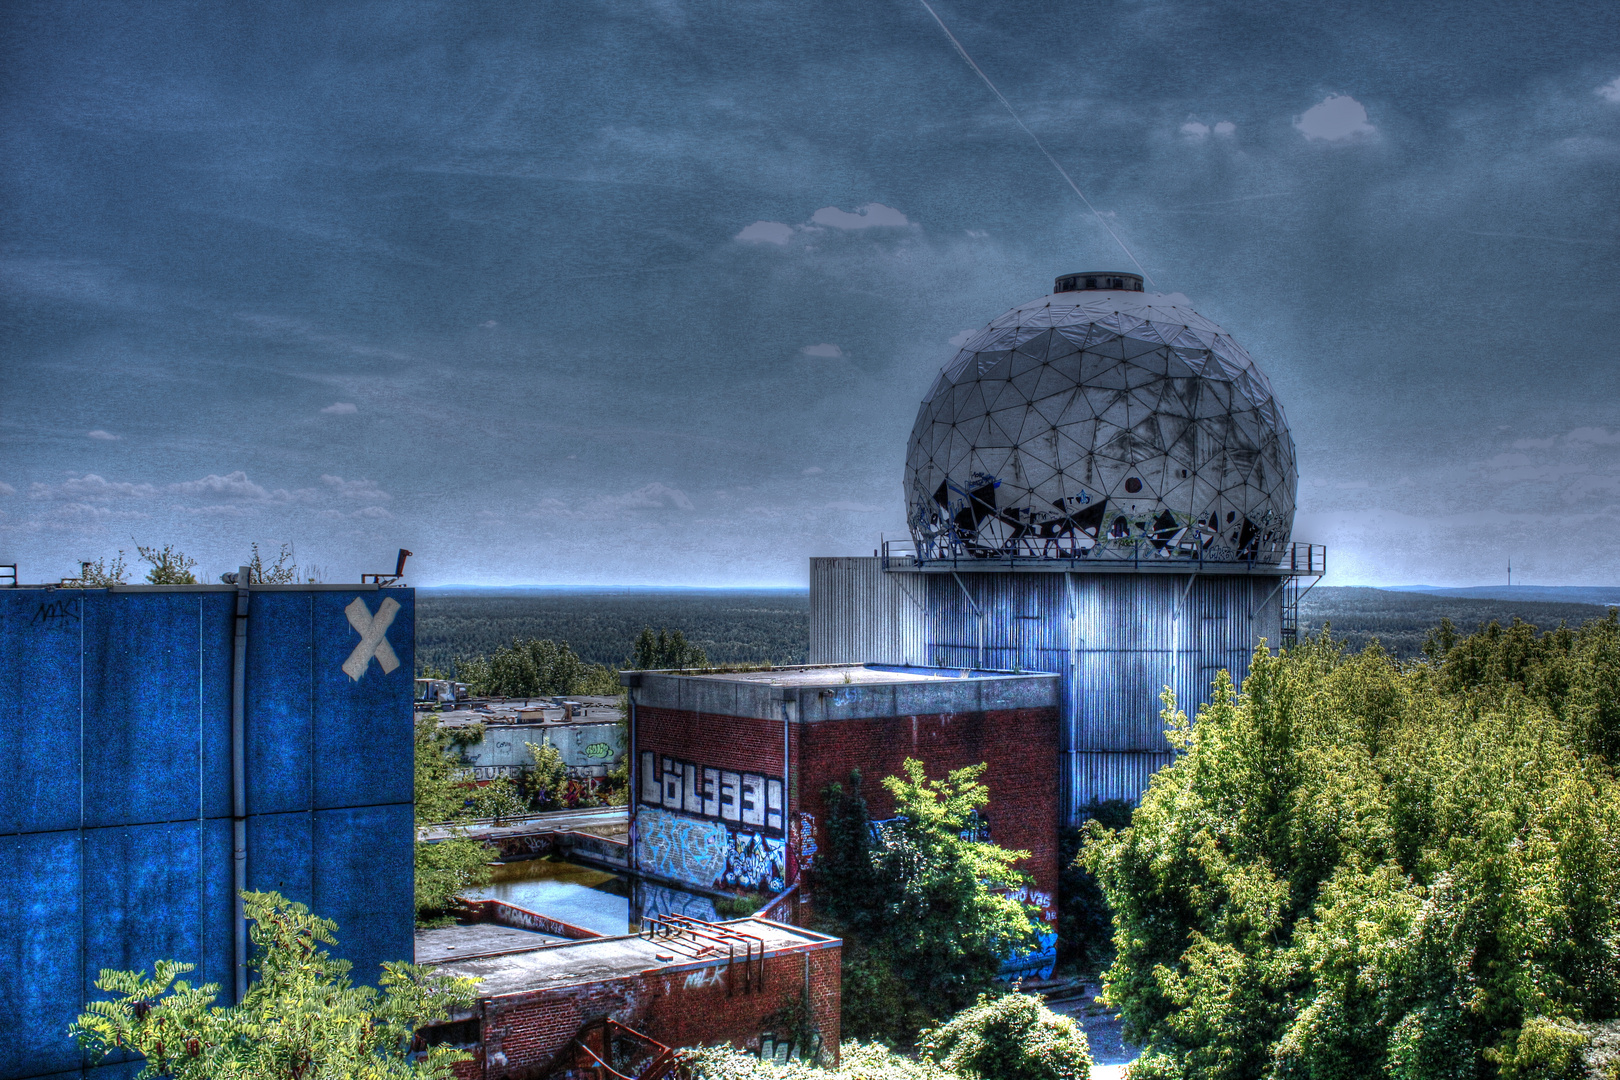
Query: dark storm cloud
[{"left": 2, "top": 0, "right": 1619, "bottom": 585}]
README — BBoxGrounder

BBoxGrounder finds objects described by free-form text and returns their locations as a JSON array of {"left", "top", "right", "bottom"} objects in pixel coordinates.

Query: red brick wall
[
  {"left": 455, "top": 943, "right": 841, "bottom": 1079},
  {"left": 633, "top": 704, "right": 1059, "bottom": 913}
]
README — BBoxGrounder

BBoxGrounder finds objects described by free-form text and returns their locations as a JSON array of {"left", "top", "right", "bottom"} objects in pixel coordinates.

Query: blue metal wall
[{"left": 0, "top": 585, "right": 415, "bottom": 1080}]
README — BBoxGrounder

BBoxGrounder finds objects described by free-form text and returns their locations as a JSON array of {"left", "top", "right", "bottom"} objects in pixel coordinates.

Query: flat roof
[
  {"left": 424, "top": 918, "right": 839, "bottom": 1002},
  {"left": 415, "top": 921, "right": 559, "bottom": 962},
  {"left": 622, "top": 664, "right": 1060, "bottom": 722}
]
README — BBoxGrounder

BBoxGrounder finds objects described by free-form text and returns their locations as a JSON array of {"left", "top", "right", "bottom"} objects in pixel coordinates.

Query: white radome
[{"left": 905, "top": 272, "right": 1297, "bottom": 563}]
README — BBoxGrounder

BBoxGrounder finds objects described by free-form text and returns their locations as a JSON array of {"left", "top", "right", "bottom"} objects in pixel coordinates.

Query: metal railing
[{"left": 883, "top": 536, "right": 1327, "bottom": 576}]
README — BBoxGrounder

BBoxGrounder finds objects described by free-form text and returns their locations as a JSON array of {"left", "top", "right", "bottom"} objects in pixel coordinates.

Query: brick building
[
  {"left": 621, "top": 664, "right": 1061, "bottom": 974},
  {"left": 422, "top": 916, "right": 841, "bottom": 1079}
]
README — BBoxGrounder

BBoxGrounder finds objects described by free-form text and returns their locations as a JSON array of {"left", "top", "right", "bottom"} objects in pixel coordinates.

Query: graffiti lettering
[
  {"left": 581, "top": 742, "right": 613, "bottom": 759},
  {"left": 723, "top": 831, "right": 786, "bottom": 894},
  {"left": 640, "top": 752, "right": 783, "bottom": 835},
  {"left": 638, "top": 808, "right": 731, "bottom": 887},
  {"left": 30, "top": 599, "right": 79, "bottom": 628},
  {"left": 634, "top": 881, "right": 719, "bottom": 923},
  {"left": 791, "top": 812, "right": 818, "bottom": 871},
  {"left": 683, "top": 966, "right": 726, "bottom": 991}
]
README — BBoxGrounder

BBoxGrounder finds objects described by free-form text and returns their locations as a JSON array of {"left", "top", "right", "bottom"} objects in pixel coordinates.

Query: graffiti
[
  {"left": 1007, "top": 885, "right": 1057, "bottom": 923},
  {"left": 637, "top": 808, "right": 731, "bottom": 888},
  {"left": 683, "top": 965, "right": 726, "bottom": 991},
  {"left": 639, "top": 752, "right": 784, "bottom": 835},
  {"left": 30, "top": 599, "right": 79, "bottom": 628},
  {"left": 634, "top": 881, "right": 719, "bottom": 923},
  {"left": 791, "top": 813, "right": 818, "bottom": 871},
  {"left": 722, "top": 831, "right": 786, "bottom": 894},
  {"left": 1000, "top": 930, "right": 1059, "bottom": 982},
  {"left": 582, "top": 742, "right": 614, "bottom": 759}
]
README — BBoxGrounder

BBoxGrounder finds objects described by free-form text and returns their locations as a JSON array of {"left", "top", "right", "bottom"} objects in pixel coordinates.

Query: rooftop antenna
[
  {"left": 1508, "top": 556, "right": 1512, "bottom": 587},
  {"left": 912, "top": 0, "right": 1155, "bottom": 286}
]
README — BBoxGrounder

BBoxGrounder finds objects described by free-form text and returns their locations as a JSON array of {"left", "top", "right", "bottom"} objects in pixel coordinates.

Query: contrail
[{"left": 914, "top": 0, "right": 1156, "bottom": 286}]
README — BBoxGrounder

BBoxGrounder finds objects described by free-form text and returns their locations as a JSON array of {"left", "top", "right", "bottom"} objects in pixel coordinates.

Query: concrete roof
[
  {"left": 424, "top": 918, "right": 839, "bottom": 1002},
  {"left": 415, "top": 921, "right": 560, "bottom": 962}
]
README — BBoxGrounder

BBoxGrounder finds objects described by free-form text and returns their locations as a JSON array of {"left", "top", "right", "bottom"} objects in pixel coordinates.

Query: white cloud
[
  {"left": 802, "top": 467, "right": 824, "bottom": 475},
  {"left": 32, "top": 474, "right": 158, "bottom": 500},
  {"left": 1213, "top": 121, "right": 1235, "bottom": 136},
  {"left": 1598, "top": 76, "right": 1620, "bottom": 104},
  {"left": 480, "top": 320, "right": 497, "bottom": 329},
  {"left": 965, "top": 230, "right": 988, "bottom": 239},
  {"left": 809, "top": 203, "right": 911, "bottom": 230},
  {"left": 1295, "top": 94, "right": 1376, "bottom": 141},
  {"left": 823, "top": 500, "right": 886, "bottom": 513},
  {"left": 1180, "top": 121, "right": 1210, "bottom": 137},
  {"left": 321, "top": 474, "right": 392, "bottom": 502},
  {"left": 321, "top": 402, "right": 358, "bottom": 415},
  {"left": 0, "top": 482, "right": 14, "bottom": 495},
  {"left": 949, "top": 329, "right": 978, "bottom": 348},
  {"left": 1511, "top": 436, "right": 1558, "bottom": 449},
  {"left": 1568, "top": 426, "right": 1620, "bottom": 445},
  {"left": 87, "top": 430, "right": 119, "bottom": 441},
  {"left": 735, "top": 221, "right": 794, "bottom": 245},
  {"left": 597, "top": 483, "right": 694, "bottom": 513},
  {"left": 800, "top": 343, "right": 845, "bottom": 358}
]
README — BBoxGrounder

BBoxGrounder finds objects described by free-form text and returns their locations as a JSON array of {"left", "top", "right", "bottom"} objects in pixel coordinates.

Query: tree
[
  {"left": 686, "top": 1040, "right": 954, "bottom": 1080},
  {"left": 71, "top": 890, "right": 477, "bottom": 1079},
  {"left": 246, "top": 542, "right": 300, "bottom": 584},
  {"left": 812, "top": 761, "right": 1044, "bottom": 1042},
  {"left": 137, "top": 543, "right": 198, "bottom": 584},
  {"left": 522, "top": 739, "right": 569, "bottom": 811},
  {"left": 632, "top": 626, "right": 708, "bottom": 670},
  {"left": 413, "top": 713, "right": 491, "bottom": 923},
  {"left": 73, "top": 552, "right": 129, "bottom": 586},
  {"left": 455, "top": 636, "right": 618, "bottom": 698},
  {"left": 1083, "top": 628, "right": 1620, "bottom": 1080},
  {"left": 920, "top": 993, "right": 1092, "bottom": 1080}
]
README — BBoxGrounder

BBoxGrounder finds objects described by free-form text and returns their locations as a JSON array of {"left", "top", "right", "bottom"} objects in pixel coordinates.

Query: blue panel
[
  {"left": 246, "top": 810, "right": 314, "bottom": 906},
  {"left": 313, "top": 803, "right": 415, "bottom": 987},
  {"left": 246, "top": 592, "right": 313, "bottom": 816},
  {"left": 81, "top": 594, "right": 209, "bottom": 828},
  {"left": 311, "top": 591, "right": 414, "bottom": 810},
  {"left": 83, "top": 822, "right": 214, "bottom": 990},
  {"left": 199, "top": 594, "right": 236, "bottom": 821},
  {"left": 0, "top": 592, "right": 82, "bottom": 835},
  {"left": 0, "top": 832, "right": 83, "bottom": 1077}
]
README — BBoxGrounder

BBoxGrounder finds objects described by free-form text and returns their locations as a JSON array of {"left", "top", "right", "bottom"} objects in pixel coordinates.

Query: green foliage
[
  {"left": 413, "top": 590, "right": 809, "bottom": 674},
  {"left": 412, "top": 713, "right": 490, "bottom": 922},
  {"left": 1297, "top": 587, "right": 1611, "bottom": 660},
  {"left": 74, "top": 552, "right": 130, "bottom": 586},
  {"left": 920, "top": 993, "right": 1092, "bottom": 1080},
  {"left": 813, "top": 762, "right": 1044, "bottom": 1043},
  {"left": 470, "top": 774, "right": 526, "bottom": 824},
  {"left": 454, "top": 636, "right": 617, "bottom": 698},
  {"left": 1057, "top": 799, "right": 1133, "bottom": 974},
  {"left": 70, "top": 890, "right": 477, "bottom": 1079},
  {"left": 137, "top": 543, "right": 199, "bottom": 584},
  {"left": 686, "top": 1040, "right": 954, "bottom": 1080},
  {"left": 1083, "top": 624, "right": 1620, "bottom": 1080},
  {"left": 246, "top": 542, "right": 301, "bottom": 584},
  {"left": 632, "top": 626, "right": 708, "bottom": 669},
  {"left": 521, "top": 739, "right": 569, "bottom": 811}
]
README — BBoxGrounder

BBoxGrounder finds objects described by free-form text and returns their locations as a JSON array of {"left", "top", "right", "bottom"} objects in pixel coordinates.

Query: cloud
[
  {"left": 32, "top": 474, "right": 158, "bottom": 500},
  {"left": 735, "top": 221, "right": 794, "bottom": 245},
  {"left": 808, "top": 203, "right": 911, "bottom": 230},
  {"left": 598, "top": 483, "right": 695, "bottom": 513},
  {"left": 1568, "top": 426, "right": 1620, "bottom": 445},
  {"left": 480, "top": 320, "right": 497, "bottom": 329},
  {"left": 87, "top": 430, "right": 120, "bottom": 441},
  {"left": 802, "top": 467, "right": 823, "bottom": 475},
  {"left": 1213, "top": 121, "right": 1235, "bottom": 136},
  {"left": 0, "top": 482, "right": 15, "bottom": 496},
  {"left": 1180, "top": 121, "right": 1210, "bottom": 137},
  {"left": 320, "top": 505, "right": 393, "bottom": 520},
  {"left": 1295, "top": 94, "right": 1376, "bottom": 141},
  {"left": 823, "top": 500, "right": 886, "bottom": 513},
  {"left": 1511, "top": 436, "right": 1558, "bottom": 449},
  {"left": 30, "top": 470, "right": 323, "bottom": 506},
  {"left": 800, "top": 343, "right": 845, "bottom": 358},
  {"left": 1599, "top": 76, "right": 1620, "bottom": 104},
  {"left": 321, "top": 402, "right": 358, "bottom": 415},
  {"left": 949, "top": 329, "right": 978, "bottom": 348},
  {"left": 321, "top": 474, "right": 392, "bottom": 502}
]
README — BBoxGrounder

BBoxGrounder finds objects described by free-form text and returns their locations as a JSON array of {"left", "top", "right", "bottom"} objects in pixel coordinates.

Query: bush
[
  {"left": 1083, "top": 625, "right": 1620, "bottom": 1079},
  {"left": 920, "top": 993, "right": 1092, "bottom": 1080}
]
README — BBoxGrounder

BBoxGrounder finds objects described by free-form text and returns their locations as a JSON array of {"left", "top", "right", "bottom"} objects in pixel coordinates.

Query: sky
[{"left": 3, "top": 0, "right": 1619, "bottom": 587}]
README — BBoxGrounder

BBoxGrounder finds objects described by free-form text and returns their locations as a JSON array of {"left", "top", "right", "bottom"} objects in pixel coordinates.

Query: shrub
[{"left": 920, "top": 993, "right": 1092, "bottom": 1080}]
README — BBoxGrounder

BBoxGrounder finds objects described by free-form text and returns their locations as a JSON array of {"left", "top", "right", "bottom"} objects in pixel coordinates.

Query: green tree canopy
[
  {"left": 920, "top": 993, "right": 1092, "bottom": 1080},
  {"left": 413, "top": 712, "right": 491, "bottom": 922},
  {"left": 813, "top": 761, "right": 1043, "bottom": 1043},
  {"left": 455, "top": 636, "right": 619, "bottom": 697},
  {"left": 1084, "top": 622, "right": 1620, "bottom": 1080},
  {"left": 632, "top": 626, "right": 708, "bottom": 670},
  {"left": 71, "top": 890, "right": 477, "bottom": 1079}
]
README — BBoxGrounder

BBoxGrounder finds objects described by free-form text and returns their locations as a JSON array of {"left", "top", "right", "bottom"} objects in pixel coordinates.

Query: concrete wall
[
  {"left": 457, "top": 721, "right": 626, "bottom": 784},
  {"left": 449, "top": 934, "right": 841, "bottom": 1079},
  {"left": 0, "top": 585, "right": 415, "bottom": 1080},
  {"left": 807, "top": 558, "right": 1285, "bottom": 819}
]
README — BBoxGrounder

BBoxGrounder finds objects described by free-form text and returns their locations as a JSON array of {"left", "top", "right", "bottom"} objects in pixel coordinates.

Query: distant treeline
[
  {"left": 1298, "top": 587, "right": 1613, "bottom": 658},
  {"left": 416, "top": 586, "right": 1617, "bottom": 676},
  {"left": 414, "top": 589, "right": 810, "bottom": 675}
]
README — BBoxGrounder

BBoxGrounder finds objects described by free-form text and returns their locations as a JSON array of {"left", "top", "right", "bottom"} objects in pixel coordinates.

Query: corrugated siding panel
[
  {"left": 1069, "top": 752, "right": 1178, "bottom": 812},
  {"left": 808, "top": 558, "right": 927, "bottom": 665}
]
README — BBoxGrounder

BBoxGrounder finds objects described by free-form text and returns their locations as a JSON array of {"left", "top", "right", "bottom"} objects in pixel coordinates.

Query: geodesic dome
[{"left": 905, "top": 272, "right": 1296, "bottom": 564}]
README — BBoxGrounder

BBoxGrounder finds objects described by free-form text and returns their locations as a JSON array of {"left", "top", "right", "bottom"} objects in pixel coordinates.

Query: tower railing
[{"left": 882, "top": 537, "right": 1327, "bottom": 581}]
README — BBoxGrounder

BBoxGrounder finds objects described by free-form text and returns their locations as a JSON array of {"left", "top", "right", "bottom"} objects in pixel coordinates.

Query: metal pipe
[
  {"left": 231, "top": 565, "right": 250, "bottom": 1002},
  {"left": 627, "top": 687, "right": 638, "bottom": 877},
  {"left": 781, "top": 698, "right": 791, "bottom": 887}
]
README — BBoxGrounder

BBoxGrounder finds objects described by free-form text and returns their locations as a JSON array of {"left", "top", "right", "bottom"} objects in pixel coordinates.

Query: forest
[{"left": 415, "top": 586, "right": 1613, "bottom": 674}]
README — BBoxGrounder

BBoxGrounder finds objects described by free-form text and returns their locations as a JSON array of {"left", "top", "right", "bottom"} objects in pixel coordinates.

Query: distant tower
[{"left": 810, "top": 272, "right": 1323, "bottom": 821}]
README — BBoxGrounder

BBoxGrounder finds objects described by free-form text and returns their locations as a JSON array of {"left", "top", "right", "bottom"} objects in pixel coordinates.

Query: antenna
[{"left": 1508, "top": 557, "right": 1512, "bottom": 587}]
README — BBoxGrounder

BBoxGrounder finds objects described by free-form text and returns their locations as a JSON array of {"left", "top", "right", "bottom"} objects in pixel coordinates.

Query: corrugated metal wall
[
  {"left": 0, "top": 585, "right": 416, "bottom": 1080},
  {"left": 808, "top": 559, "right": 1282, "bottom": 823}
]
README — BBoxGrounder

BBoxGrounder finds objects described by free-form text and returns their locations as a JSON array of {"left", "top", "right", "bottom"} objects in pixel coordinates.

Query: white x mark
[{"left": 342, "top": 596, "right": 401, "bottom": 681}]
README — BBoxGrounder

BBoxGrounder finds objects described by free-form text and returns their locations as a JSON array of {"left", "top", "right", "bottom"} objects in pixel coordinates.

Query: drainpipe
[
  {"left": 951, "top": 572, "right": 984, "bottom": 669},
  {"left": 781, "top": 696, "right": 792, "bottom": 886},
  {"left": 231, "top": 566, "right": 250, "bottom": 1003},
  {"left": 627, "top": 685, "right": 638, "bottom": 876}
]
